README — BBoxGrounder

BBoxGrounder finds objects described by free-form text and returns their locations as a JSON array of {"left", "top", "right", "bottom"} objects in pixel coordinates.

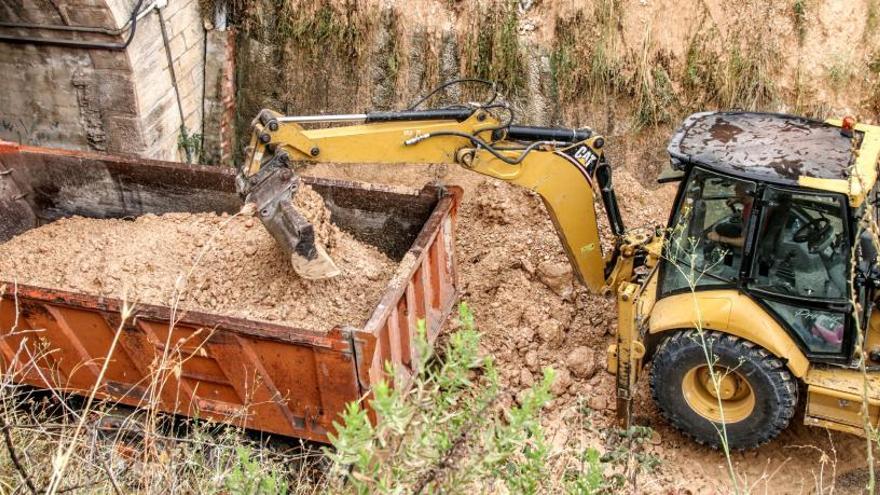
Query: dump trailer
[{"left": 0, "top": 141, "right": 459, "bottom": 443}]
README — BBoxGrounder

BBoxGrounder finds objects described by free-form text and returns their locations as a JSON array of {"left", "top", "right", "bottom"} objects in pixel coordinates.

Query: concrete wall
[{"left": 0, "top": 0, "right": 206, "bottom": 161}]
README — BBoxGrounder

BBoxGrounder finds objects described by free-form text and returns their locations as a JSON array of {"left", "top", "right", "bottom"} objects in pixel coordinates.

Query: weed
[
  {"left": 826, "top": 53, "right": 854, "bottom": 91},
  {"left": 178, "top": 126, "right": 203, "bottom": 164},
  {"left": 551, "top": 0, "right": 625, "bottom": 104},
  {"left": 632, "top": 22, "right": 676, "bottom": 128},
  {"left": 459, "top": 0, "right": 525, "bottom": 97},
  {"left": 793, "top": 63, "right": 831, "bottom": 119},
  {"left": 682, "top": 17, "right": 722, "bottom": 109},
  {"left": 561, "top": 396, "right": 660, "bottom": 493},
  {"left": 326, "top": 304, "right": 555, "bottom": 493},
  {"left": 225, "top": 446, "right": 288, "bottom": 494},
  {"left": 868, "top": 0, "right": 879, "bottom": 38},
  {"left": 276, "top": 2, "right": 363, "bottom": 59},
  {"left": 564, "top": 447, "right": 609, "bottom": 493},
  {"left": 868, "top": 51, "right": 880, "bottom": 118},
  {"left": 793, "top": 0, "right": 807, "bottom": 44}
]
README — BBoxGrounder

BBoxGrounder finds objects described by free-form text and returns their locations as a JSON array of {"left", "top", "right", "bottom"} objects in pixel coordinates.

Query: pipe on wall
[{"left": 0, "top": 0, "right": 150, "bottom": 50}]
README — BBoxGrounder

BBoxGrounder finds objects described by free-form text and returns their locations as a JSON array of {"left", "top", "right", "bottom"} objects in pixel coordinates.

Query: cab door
[{"left": 746, "top": 186, "right": 853, "bottom": 363}]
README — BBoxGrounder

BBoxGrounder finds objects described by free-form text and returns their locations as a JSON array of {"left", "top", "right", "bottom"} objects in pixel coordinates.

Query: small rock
[
  {"left": 514, "top": 326, "right": 532, "bottom": 346},
  {"left": 587, "top": 394, "right": 607, "bottom": 411},
  {"left": 244, "top": 218, "right": 255, "bottom": 228},
  {"left": 536, "top": 319, "right": 564, "bottom": 347},
  {"left": 520, "top": 369, "right": 535, "bottom": 388},
  {"left": 244, "top": 244, "right": 258, "bottom": 256},
  {"left": 550, "top": 368, "right": 572, "bottom": 396},
  {"left": 520, "top": 258, "right": 535, "bottom": 275},
  {"left": 536, "top": 261, "right": 574, "bottom": 299},
  {"left": 524, "top": 350, "right": 539, "bottom": 371},
  {"left": 566, "top": 346, "right": 598, "bottom": 379},
  {"left": 239, "top": 203, "right": 257, "bottom": 217},
  {"left": 650, "top": 430, "right": 662, "bottom": 445}
]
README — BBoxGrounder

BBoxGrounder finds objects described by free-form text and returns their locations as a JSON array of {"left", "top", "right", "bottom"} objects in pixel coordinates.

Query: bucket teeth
[{"left": 241, "top": 165, "right": 341, "bottom": 280}]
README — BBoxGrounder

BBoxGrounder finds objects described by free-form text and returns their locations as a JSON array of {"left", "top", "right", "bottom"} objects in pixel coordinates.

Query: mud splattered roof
[{"left": 667, "top": 112, "right": 855, "bottom": 185}]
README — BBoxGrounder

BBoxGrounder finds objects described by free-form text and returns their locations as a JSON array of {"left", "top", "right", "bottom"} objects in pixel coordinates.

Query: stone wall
[{"left": 0, "top": 0, "right": 207, "bottom": 161}]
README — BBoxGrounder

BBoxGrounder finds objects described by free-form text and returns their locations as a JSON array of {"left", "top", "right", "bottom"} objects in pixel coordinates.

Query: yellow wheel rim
[{"left": 682, "top": 365, "right": 755, "bottom": 423}]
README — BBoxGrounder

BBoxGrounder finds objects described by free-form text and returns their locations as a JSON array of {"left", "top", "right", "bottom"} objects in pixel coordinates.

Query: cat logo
[
  {"left": 560, "top": 144, "right": 599, "bottom": 178},
  {"left": 573, "top": 145, "right": 598, "bottom": 167}
]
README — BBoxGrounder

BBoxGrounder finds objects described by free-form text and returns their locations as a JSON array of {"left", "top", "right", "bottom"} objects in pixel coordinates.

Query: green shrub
[{"left": 326, "top": 303, "right": 554, "bottom": 493}]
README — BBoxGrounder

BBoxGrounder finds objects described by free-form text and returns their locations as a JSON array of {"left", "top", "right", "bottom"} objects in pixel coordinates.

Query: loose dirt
[
  {"left": 0, "top": 185, "right": 395, "bottom": 332},
  {"left": 303, "top": 145, "right": 870, "bottom": 494}
]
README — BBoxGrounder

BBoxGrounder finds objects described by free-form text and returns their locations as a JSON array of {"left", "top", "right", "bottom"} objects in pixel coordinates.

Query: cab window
[
  {"left": 749, "top": 188, "right": 848, "bottom": 300},
  {"left": 662, "top": 169, "right": 756, "bottom": 293}
]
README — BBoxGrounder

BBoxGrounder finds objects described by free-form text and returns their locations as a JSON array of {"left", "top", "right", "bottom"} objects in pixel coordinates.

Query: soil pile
[{"left": 0, "top": 185, "right": 395, "bottom": 332}]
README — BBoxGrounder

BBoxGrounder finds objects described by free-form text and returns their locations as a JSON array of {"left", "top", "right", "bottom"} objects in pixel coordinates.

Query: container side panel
[
  {"left": 0, "top": 294, "right": 361, "bottom": 443},
  {"left": 359, "top": 195, "right": 460, "bottom": 393}
]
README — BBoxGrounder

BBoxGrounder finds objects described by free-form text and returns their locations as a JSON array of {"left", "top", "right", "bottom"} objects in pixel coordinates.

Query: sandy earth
[
  {"left": 302, "top": 154, "right": 872, "bottom": 494},
  {"left": 0, "top": 185, "right": 395, "bottom": 332}
]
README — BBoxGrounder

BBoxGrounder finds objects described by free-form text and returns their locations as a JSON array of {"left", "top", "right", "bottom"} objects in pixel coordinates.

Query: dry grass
[{"left": 457, "top": 0, "right": 525, "bottom": 98}]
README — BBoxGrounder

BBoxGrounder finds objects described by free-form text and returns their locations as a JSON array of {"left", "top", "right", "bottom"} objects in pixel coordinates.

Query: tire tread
[{"left": 650, "top": 329, "right": 797, "bottom": 450}]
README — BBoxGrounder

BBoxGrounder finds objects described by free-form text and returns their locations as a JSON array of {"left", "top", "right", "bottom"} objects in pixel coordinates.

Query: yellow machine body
[{"left": 608, "top": 117, "right": 880, "bottom": 438}]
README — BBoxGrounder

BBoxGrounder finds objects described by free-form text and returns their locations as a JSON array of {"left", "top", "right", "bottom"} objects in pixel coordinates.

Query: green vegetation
[
  {"left": 224, "top": 446, "right": 289, "bottom": 494},
  {"left": 276, "top": 1, "right": 366, "bottom": 59},
  {"left": 326, "top": 304, "right": 554, "bottom": 493},
  {"left": 561, "top": 398, "right": 660, "bottom": 493},
  {"left": 178, "top": 126, "right": 203, "bottom": 164},
  {"left": 460, "top": 0, "right": 526, "bottom": 97},
  {"left": 826, "top": 53, "right": 854, "bottom": 91},
  {"left": 551, "top": 0, "right": 626, "bottom": 104},
  {"left": 793, "top": 0, "right": 807, "bottom": 44},
  {"left": 552, "top": 1, "right": 784, "bottom": 128}
]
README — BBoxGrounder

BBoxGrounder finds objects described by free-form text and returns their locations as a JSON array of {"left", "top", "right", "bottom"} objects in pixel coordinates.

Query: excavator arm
[{"left": 239, "top": 106, "right": 627, "bottom": 293}]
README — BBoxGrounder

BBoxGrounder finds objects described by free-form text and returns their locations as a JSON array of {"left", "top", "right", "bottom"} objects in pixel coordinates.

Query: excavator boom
[{"left": 240, "top": 105, "right": 626, "bottom": 292}]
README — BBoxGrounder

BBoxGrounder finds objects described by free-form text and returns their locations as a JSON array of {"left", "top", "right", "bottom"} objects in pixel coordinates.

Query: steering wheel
[{"left": 793, "top": 217, "right": 833, "bottom": 252}]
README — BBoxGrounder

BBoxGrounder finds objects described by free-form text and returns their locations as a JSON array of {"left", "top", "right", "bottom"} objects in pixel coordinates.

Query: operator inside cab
[{"left": 707, "top": 182, "right": 753, "bottom": 248}]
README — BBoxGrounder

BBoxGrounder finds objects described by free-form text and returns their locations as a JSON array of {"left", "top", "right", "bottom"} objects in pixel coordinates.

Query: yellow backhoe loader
[{"left": 239, "top": 82, "right": 880, "bottom": 449}]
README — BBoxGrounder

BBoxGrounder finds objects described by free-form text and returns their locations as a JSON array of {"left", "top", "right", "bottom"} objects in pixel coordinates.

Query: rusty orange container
[{"left": 0, "top": 142, "right": 459, "bottom": 443}]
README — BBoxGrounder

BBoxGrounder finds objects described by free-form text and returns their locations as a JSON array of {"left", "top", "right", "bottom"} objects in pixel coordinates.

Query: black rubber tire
[{"left": 650, "top": 330, "right": 798, "bottom": 450}]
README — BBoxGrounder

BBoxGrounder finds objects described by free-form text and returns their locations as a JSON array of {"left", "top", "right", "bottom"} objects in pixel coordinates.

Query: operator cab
[{"left": 659, "top": 112, "right": 879, "bottom": 364}]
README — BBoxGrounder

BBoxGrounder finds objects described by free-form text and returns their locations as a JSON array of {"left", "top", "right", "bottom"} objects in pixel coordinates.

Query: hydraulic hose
[{"left": 0, "top": 0, "right": 147, "bottom": 50}]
